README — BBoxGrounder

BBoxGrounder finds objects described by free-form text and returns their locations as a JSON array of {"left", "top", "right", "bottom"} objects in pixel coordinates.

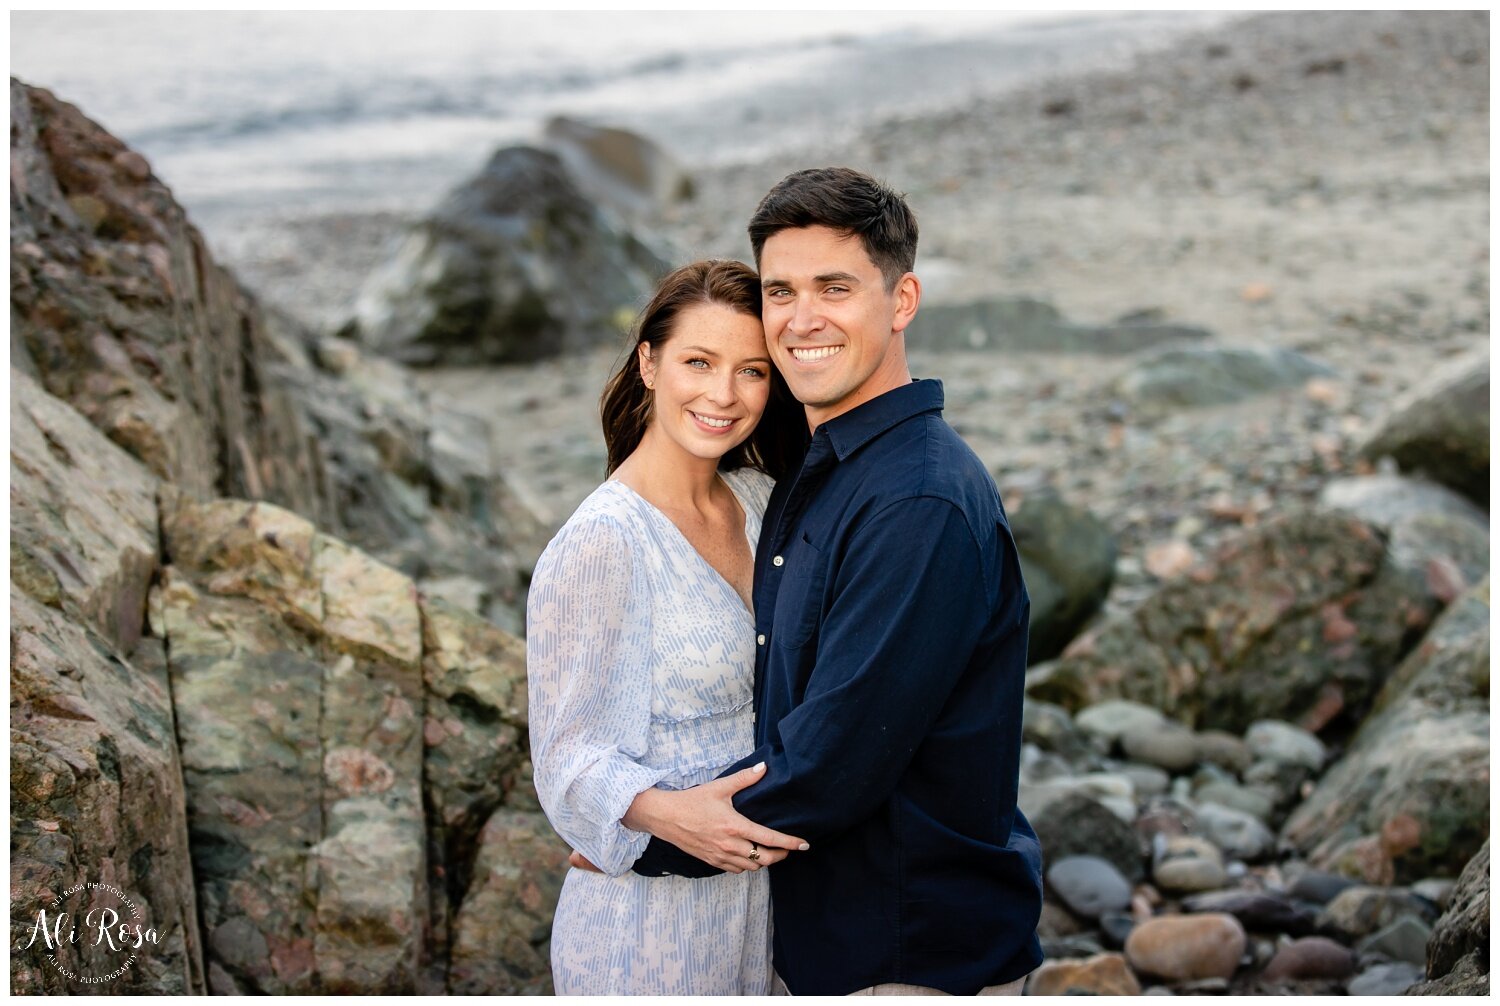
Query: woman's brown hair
[{"left": 600, "top": 259, "right": 807, "bottom": 479}]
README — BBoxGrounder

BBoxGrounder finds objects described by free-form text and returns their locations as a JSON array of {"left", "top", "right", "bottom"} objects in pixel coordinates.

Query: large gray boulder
[
  {"left": 543, "top": 115, "right": 694, "bottom": 219},
  {"left": 1361, "top": 350, "right": 1488, "bottom": 506},
  {"left": 1319, "top": 474, "right": 1488, "bottom": 599},
  {"left": 350, "top": 146, "right": 668, "bottom": 365},
  {"left": 1029, "top": 511, "right": 1440, "bottom": 734},
  {"left": 1116, "top": 345, "right": 1335, "bottom": 411},
  {"left": 1009, "top": 489, "right": 1117, "bottom": 662},
  {"left": 1280, "top": 579, "right": 1488, "bottom": 885},
  {"left": 918, "top": 295, "right": 1210, "bottom": 354}
]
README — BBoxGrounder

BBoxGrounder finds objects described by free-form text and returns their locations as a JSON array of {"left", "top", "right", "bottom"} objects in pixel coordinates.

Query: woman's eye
[
  {"left": 740, "top": 367, "right": 767, "bottom": 378},
  {"left": 686, "top": 358, "right": 709, "bottom": 369}
]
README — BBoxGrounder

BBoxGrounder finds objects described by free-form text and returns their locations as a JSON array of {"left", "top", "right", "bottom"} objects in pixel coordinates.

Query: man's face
[{"left": 759, "top": 225, "right": 920, "bottom": 429}]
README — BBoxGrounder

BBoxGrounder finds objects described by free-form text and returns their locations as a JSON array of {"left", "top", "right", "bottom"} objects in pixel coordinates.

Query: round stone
[
  {"left": 1076, "top": 700, "right": 1168, "bottom": 748},
  {"left": 1195, "top": 730, "right": 1253, "bottom": 774},
  {"left": 1125, "top": 913, "right": 1247, "bottom": 982},
  {"left": 1244, "top": 720, "right": 1325, "bottom": 770},
  {"left": 1027, "top": 952, "right": 1142, "bottom": 995},
  {"left": 1153, "top": 836, "right": 1228, "bottom": 894},
  {"left": 1121, "top": 720, "right": 1200, "bottom": 774},
  {"left": 1047, "top": 855, "right": 1133, "bottom": 920},
  {"left": 1194, "top": 802, "right": 1276, "bottom": 861}
]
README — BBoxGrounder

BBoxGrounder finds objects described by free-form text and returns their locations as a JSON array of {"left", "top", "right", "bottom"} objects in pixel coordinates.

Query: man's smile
[{"left": 788, "top": 345, "right": 844, "bottom": 363}]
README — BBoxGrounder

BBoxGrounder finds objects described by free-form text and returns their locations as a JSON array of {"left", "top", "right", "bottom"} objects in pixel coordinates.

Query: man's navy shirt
[{"left": 634, "top": 379, "right": 1044, "bottom": 994}]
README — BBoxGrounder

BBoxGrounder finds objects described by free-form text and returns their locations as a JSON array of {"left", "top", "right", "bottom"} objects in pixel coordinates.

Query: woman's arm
[{"left": 526, "top": 515, "right": 672, "bottom": 876}]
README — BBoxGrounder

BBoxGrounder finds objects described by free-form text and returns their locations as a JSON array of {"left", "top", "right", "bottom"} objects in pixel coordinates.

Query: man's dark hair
[{"left": 748, "top": 167, "right": 918, "bottom": 291}]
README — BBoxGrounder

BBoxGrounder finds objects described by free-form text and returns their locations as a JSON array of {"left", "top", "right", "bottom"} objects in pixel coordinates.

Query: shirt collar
[{"left": 819, "top": 379, "right": 945, "bottom": 462}]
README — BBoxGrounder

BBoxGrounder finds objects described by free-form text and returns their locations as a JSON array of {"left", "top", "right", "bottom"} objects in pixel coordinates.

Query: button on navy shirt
[{"left": 633, "top": 379, "right": 1044, "bottom": 994}]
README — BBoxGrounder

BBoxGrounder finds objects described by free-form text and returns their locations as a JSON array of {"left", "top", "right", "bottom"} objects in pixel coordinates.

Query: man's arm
[{"left": 634, "top": 494, "right": 1004, "bottom": 876}]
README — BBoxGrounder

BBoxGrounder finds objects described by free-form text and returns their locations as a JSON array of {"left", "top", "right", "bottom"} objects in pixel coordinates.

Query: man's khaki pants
[{"left": 774, "top": 974, "right": 1027, "bottom": 996}]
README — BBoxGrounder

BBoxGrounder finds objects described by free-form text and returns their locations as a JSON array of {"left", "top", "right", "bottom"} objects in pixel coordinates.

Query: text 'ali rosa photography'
[{"left": 12, "top": 877, "right": 160, "bottom": 987}]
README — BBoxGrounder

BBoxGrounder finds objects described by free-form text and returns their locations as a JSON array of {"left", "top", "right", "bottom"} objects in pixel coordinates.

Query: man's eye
[
  {"left": 825, "top": 285, "right": 849, "bottom": 295},
  {"left": 767, "top": 288, "right": 792, "bottom": 299}
]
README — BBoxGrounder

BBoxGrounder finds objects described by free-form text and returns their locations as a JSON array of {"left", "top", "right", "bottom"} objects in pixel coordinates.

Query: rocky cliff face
[{"left": 10, "top": 81, "right": 562, "bottom": 995}]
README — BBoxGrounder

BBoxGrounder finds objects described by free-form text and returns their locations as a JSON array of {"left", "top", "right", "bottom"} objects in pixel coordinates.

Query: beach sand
[{"left": 215, "top": 10, "right": 1488, "bottom": 609}]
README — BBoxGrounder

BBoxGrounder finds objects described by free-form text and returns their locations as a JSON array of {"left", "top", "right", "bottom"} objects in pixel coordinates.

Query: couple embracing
[{"left": 526, "top": 167, "right": 1043, "bottom": 996}]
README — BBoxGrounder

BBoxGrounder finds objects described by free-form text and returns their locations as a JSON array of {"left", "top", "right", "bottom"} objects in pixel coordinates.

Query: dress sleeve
[{"left": 526, "top": 512, "right": 669, "bottom": 876}]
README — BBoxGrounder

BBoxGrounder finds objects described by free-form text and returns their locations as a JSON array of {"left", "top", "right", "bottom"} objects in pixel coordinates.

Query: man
[{"left": 632, "top": 167, "right": 1043, "bottom": 994}]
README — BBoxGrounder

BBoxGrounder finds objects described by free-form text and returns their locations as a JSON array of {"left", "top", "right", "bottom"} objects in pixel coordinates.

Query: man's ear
[
  {"left": 637, "top": 342, "right": 657, "bottom": 390},
  {"left": 890, "top": 272, "right": 922, "bottom": 335}
]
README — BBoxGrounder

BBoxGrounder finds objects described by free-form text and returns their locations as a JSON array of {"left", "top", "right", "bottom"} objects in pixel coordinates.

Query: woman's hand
[{"left": 622, "top": 762, "right": 809, "bottom": 873}]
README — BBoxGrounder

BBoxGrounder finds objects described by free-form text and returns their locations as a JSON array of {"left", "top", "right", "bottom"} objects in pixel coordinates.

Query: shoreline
[{"left": 208, "top": 10, "right": 1485, "bottom": 614}]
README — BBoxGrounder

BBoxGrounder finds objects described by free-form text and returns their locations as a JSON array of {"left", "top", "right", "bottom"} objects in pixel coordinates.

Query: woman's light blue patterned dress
[{"left": 527, "top": 467, "right": 775, "bottom": 995}]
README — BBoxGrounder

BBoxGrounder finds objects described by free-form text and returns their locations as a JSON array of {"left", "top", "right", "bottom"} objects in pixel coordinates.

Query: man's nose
[{"left": 787, "top": 295, "right": 824, "bottom": 337}]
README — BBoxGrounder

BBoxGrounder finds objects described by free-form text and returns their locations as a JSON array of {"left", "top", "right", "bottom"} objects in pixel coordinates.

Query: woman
[{"left": 526, "top": 260, "right": 808, "bottom": 995}]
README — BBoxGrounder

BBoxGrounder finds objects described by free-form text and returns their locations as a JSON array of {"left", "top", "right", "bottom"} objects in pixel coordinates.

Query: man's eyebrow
[{"left": 761, "top": 272, "right": 862, "bottom": 289}]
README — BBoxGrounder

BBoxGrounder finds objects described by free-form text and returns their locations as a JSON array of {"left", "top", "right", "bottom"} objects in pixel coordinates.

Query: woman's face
[{"left": 639, "top": 302, "right": 773, "bottom": 464}]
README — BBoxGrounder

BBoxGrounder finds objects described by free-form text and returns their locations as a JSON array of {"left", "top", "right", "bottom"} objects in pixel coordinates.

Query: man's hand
[
  {"left": 623, "top": 763, "right": 810, "bottom": 874},
  {"left": 569, "top": 850, "right": 603, "bottom": 873}
]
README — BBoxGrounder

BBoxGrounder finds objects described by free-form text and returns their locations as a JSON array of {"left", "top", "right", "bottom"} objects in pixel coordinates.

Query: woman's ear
[{"left": 638, "top": 343, "right": 657, "bottom": 391}]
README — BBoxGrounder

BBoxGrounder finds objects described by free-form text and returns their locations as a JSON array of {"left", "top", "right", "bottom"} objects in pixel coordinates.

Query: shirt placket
[{"left": 752, "top": 433, "right": 838, "bottom": 736}]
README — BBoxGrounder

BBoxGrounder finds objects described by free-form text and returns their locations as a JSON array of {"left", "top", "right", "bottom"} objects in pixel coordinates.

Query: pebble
[
  {"left": 1144, "top": 538, "right": 1197, "bottom": 579},
  {"left": 1193, "top": 779, "right": 1274, "bottom": 822},
  {"left": 1027, "top": 952, "right": 1143, "bottom": 996},
  {"left": 1241, "top": 758, "right": 1310, "bottom": 809},
  {"left": 1099, "top": 911, "right": 1136, "bottom": 949},
  {"left": 1346, "top": 961, "right": 1425, "bottom": 995},
  {"left": 1040, "top": 934, "right": 1108, "bottom": 960},
  {"left": 1244, "top": 720, "right": 1326, "bottom": 770},
  {"left": 1153, "top": 835, "right": 1228, "bottom": 893},
  {"left": 1260, "top": 936, "right": 1355, "bottom": 982},
  {"left": 1117, "top": 762, "right": 1171, "bottom": 798},
  {"left": 1032, "top": 792, "right": 1146, "bottom": 882},
  {"left": 1181, "top": 889, "right": 1316, "bottom": 936},
  {"left": 1194, "top": 730, "right": 1253, "bottom": 774},
  {"left": 1048, "top": 855, "right": 1133, "bottom": 920},
  {"left": 1411, "top": 877, "right": 1456, "bottom": 910},
  {"left": 1136, "top": 804, "right": 1191, "bottom": 844},
  {"left": 1194, "top": 802, "right": 1276, "bottom": 861},
  {"left": 1121, "top": 721, "right": 1200, "bottom": 773},
  {"left": 1317, "top": 886, "right": 1437, "bottom": 938},
  {"left": 1287, "top": 867, "right": 1356, "bottom": 905},
  {"left": 1076, "top": 700, "right": 1167, "bottom": 747},
  {"left": 1022, "top": 700, "right": 1095, "bottom": 763},
  {"left": 1038, "top": 900, "right": 1085, "bottom": 938},
  {"left": 1355, "top": 915, "right": 1433, "bottom": 965},
  {"left": 1125, "top": 913, "right": 1247, "bottom": 982}
]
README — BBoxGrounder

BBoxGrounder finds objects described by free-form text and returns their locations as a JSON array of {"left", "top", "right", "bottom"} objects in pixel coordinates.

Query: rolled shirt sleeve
[{"left": 527, "top": 515, "right": 670, "bottom": 876}]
